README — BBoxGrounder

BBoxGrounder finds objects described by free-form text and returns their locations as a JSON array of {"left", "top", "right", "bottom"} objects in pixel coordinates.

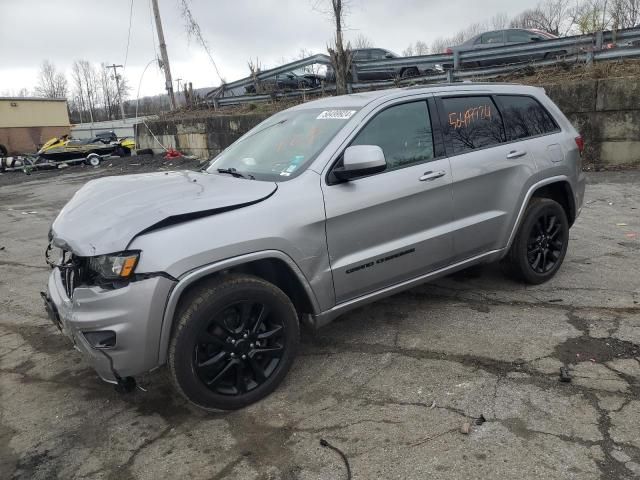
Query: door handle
[
  {"left": 419, "top": 170, "right": 446, "bottom": 182},
  {"left": 506, "top": 150, "right": 527, "bottom": 159}
]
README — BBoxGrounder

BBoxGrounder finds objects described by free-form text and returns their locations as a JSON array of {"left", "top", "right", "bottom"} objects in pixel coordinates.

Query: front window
[
  {"left": 481, "top": 31, "right": 504, "bottom": 44},
  {"left": 351, "top": 101, "right": 434, "bottom": 170},
  {"left": 205, "top": 108, "right": 358, "bottom": 181}
]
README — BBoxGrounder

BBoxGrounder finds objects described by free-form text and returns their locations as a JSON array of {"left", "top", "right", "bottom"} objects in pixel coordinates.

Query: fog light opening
[{"left": 83, "top": 330, "right": 116, "bottom": 349}]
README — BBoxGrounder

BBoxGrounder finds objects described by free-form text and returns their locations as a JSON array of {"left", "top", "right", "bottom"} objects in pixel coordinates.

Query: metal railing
[{"left": 206, "top": 27, "right": 640, "bottom": 106}]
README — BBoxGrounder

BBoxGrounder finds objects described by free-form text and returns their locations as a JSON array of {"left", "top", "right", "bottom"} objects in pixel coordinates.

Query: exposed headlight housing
[{"left": 88, "top": 252, "right": 140, "bottom": 280}]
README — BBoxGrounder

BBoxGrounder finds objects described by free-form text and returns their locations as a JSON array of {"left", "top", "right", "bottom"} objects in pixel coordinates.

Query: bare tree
[
  {"left": 318, "top": 0, "right": 352, "bottom": 95},
  {"left": 609, "top": 0, "right": 640, "bottom": 29},
  {"left": 70, "top": 60, "right": 100, "bottom": 122},
  {"left": 414, "top": 40, "right": 429, "bottom": 55},
  {"left": 575, "top": 0, "right": 612, "bottom": 33},
  {"left": 490, "top": 12, "right": 510, "bottom": 29},
  {"left": 297, "top": 48, "right": 322, "bottom": 75},
  {"left": 402, "top": 44, "right": 415, "bottom": 57},
  {"left": 430, "top": 37, "right": 450, "bottom": 53},
  {"left": 352, "top": 33, "right": 373, "bottom": 49},
  {"left": 178, "top": 0, "right": 225, "bottom": 84},
  {"left": 511, "top": 0, "right": 576, "bottom": 36},
  {"left": 403, "top": 40, "right": 429, "bottom": 57},
  {"left": 430, "top": 21, "right": 486, "bottom": 52},
  {"left": 248, "top": 57, "right": 262, "bottom": 94},
  {"left": 35, "top": 60, "right": 68, "bottom": 99}
]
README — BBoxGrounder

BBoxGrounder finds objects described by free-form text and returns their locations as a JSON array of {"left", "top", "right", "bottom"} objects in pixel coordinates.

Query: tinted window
[
  {"left": 481, "top": 31, "right": 504, "bottom": 44},
  {"left": 351, "top": 101, "right": 434, "bottom": 170},
  {"left": 507, "top": 30, "right": 536, "bottom": 43},
  {"left": 441, "top": 96, "right": 505, "bottom": 154},
  {"left": 352, "top": 50, "right": 369, "bottom": 61},
  {"left": 497, "top": 95, "right": 559, "bottom": 141},
  {"left": 370, "top": 49, "right": 390, "bottom": 60}
]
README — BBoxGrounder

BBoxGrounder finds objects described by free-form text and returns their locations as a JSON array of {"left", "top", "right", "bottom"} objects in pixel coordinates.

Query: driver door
[{"left": 322, "top": 98, "right": 455, "bottom": 303}]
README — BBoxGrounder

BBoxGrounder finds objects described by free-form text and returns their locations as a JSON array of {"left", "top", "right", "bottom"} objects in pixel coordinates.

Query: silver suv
[{"left": 44, "top": 84, "right": 585, "bottom": 410}]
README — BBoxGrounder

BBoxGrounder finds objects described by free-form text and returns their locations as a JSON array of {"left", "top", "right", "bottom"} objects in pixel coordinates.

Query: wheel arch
[
  {"left": 505, "top": 176, "right": 575, "bottom": 251},
  {"left": 531, "top": 181, "right": 576, "bottom": 227},
  {"left": 157, "top": 250, "right": 320, "bottom": 365}
]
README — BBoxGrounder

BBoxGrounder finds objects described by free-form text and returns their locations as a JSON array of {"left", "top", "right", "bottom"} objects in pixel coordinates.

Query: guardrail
[{"left": 206, "top": 27, "right": 640, "bottom": 106}]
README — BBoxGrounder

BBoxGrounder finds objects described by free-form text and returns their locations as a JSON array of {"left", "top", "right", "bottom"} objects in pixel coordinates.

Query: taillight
[
  {"left": 445, "top": 47, "right": 453, "bottom": 54},
  {"left": 575, "top": 135, "right": 584, "bottom": 155}
]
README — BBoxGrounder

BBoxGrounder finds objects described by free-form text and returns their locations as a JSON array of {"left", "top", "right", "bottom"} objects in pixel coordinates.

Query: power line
[{"left": 123, "top": 0, "right": 134, "bottom": 70}]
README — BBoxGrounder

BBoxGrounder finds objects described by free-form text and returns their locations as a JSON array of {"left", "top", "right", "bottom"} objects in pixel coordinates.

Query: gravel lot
[{"left": 0, "top": 163, "right": 639, "bottom": 480}]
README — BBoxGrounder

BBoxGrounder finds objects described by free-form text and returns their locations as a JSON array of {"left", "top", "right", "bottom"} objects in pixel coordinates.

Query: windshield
[{"left": 205, "top": 107, "right": 359, "bottom": 181}]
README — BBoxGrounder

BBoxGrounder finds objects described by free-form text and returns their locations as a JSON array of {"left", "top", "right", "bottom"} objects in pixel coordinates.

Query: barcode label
[{"left": 317, "top": 110, "right": 356, "bottom": 120}]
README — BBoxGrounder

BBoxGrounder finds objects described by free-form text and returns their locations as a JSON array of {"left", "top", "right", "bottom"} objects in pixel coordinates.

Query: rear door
[
  {"left": 505, "top": 29, "right": 544, "bottom": 61},
  {"left": 494, "top": 94, "right": 562, "bottom": 169},
  {"left": 322, "top": 98, "right": 455, "bottom": 303},
  {"left": 436, "top": 94, "right": 538, "bottom": 260}
]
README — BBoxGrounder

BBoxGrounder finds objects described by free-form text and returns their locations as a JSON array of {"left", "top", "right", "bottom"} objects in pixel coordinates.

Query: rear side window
[
  {"left": 352, "top": 50, "right": 369, "bottom": 61},
  {"left": 351, "top": 101, "right": 434, "bottom": 170},
  {"left": 496, "top": 95, "right": 559, "bottom": 141},
  {"left": 441, "top": 96, "right": 505, "bottom": 154},
  {"left": 507, "top": 30, "right": 535, "bottom": 43}
]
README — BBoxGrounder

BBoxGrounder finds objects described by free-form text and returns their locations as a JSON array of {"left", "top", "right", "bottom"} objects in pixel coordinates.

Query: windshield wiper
[{"left": 216, "top": 167, "right": 254, "bottom": 180}]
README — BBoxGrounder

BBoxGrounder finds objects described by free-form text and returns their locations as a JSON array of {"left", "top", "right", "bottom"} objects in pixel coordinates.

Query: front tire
[
  {"left": 503, "top": 198, "right": 569, "bottom": 284},
  {"left": 168, "top": 274, "right": 300, "bottom": 411}
]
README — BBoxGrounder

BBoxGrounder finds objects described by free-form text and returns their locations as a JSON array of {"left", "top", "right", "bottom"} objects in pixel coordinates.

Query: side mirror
[
  {"left": 384, "top": 52, "right": 394, "bottom": 58},
  {"left": 530, "top": 36, "right": 541, "bottom": 42},
  {"left": 333, "top": 145, "right": 386, "bottom": 181}
]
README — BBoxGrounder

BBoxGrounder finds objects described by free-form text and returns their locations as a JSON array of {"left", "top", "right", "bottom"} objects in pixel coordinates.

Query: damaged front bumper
[{"left": 44, "top": 267, "right": 176, "bottom": 383}]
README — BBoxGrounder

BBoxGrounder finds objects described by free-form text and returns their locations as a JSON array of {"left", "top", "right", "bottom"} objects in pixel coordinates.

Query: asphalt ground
[{"left": 0, "top": 164, "right": 639, "bottom": 479}]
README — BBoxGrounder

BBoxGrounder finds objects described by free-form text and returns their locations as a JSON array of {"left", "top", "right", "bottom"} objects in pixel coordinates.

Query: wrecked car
[{"left": 43, "top": 84, "right": 585, "bottom": 410}]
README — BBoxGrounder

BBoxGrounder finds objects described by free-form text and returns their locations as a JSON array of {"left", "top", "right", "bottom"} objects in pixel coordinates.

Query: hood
[{"left": 51, "top": 170, "right": 277, "bottom": 256}]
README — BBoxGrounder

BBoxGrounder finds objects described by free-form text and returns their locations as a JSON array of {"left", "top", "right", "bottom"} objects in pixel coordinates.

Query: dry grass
[{"left": 491, "top": 59, "right": 640, "bottom": 86}]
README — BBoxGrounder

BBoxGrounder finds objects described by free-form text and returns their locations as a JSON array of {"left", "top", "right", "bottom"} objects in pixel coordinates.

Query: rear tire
[
  {"left": 168, "top": 274, "right": 300, "bottom": 411},
  {"left": 401, "top": 67, "right": 419, "bottom": 78},
  {"left": 502, "top": 198, "right": 569, "bottom": 284}
]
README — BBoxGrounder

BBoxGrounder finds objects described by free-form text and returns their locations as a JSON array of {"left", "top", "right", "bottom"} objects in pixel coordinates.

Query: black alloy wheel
[
  {"left": 193, "top": 301, "right": 284, "bottom": 395},
  {"left": 169, "top": 274, "right": 299, "bottom": 410},
  {"left": 526, "top": 212, "right": 565, "bottom": 274},
  {"left": 503, "top": 197, "right": 569, "bottom": 284}
]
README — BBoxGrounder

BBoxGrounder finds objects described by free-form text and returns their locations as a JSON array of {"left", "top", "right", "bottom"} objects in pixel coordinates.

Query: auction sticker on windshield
[{"left": 317, "top": 110, "right": 356, "bottom": 120}]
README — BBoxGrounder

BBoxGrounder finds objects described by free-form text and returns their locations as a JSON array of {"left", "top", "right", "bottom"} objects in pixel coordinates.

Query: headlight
[{"left": 88, "top": 252, "right": 139, "bottom": 280}]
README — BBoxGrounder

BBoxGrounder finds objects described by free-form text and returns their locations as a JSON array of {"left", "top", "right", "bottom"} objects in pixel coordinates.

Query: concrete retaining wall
[
  {"left": 545, "top": 77, "right": 640, "bottom": 166},
  {"left": 137, "top": 113, "right": 270, "bottom": 159},
  {"left": 138, "top": 77, "right": 640, "bottom": 166}
]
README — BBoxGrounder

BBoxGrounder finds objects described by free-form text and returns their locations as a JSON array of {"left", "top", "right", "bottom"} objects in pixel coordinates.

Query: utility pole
[
  {"left": 105, "top": 63, "right": 126, "bottom": 120},
  {"left": 151, "top": 0, "right": 177, "bottom": 110}
]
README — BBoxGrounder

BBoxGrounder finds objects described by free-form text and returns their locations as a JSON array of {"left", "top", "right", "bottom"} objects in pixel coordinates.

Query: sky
[{"left": 0, "top": 0, "right": 535, "bottom": 98}]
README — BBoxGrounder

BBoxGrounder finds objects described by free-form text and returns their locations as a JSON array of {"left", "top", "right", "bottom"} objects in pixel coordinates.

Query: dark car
[
  {"left": 445, "top": 28, "right": 565, "bottom": 67},
  {"left": 245, "top": 72, "right": 323, "bottom": 94},
  {"left": 326, "top": 48, "right": 425, "bottom": 82}
]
